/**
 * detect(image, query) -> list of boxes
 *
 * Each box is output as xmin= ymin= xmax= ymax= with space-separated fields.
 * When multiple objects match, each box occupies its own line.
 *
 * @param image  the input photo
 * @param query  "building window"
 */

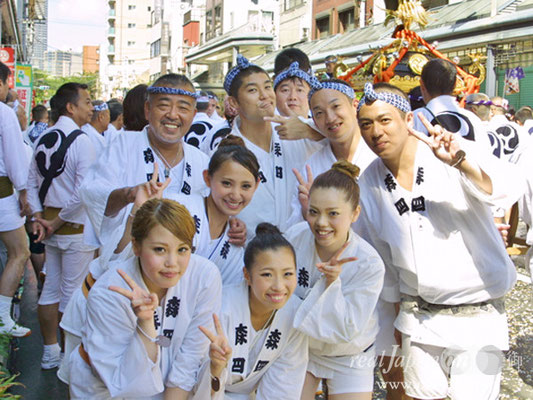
xmin=151 ymin=39 xmax=161 ymax=58
xmin=284 ymin=0 xmax=304 ymax=11
xmin=214 ymin=6 xmax=222 ymax=36
xmin=128 ymin=60 xmax=134 ymax=64
xmin=316 ymin=17 xmax=329 ymax=38
xmin=338 ymin=8 xmax=356 ymax=33
xmin=128 ymin=5 xmax=136 ymax=10
xmin=128 ymin=23 xmax=136 ymax=28
xmin=206 ymin=9 xmax=213 ymax=40
xmin=127 ymin=41 xmax=136 ymax=46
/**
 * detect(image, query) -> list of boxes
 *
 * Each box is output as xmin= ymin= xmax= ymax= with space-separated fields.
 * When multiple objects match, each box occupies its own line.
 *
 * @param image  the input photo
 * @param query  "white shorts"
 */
xmin=38 ymin=244 xmax=94 ymax=312
xmin=402 ymin=335 xmax=502 ymax=400
xmin=308 ymin=347 xmax=375 ymax=394
xmin=0 ymin=194 xmax=25 ymax=232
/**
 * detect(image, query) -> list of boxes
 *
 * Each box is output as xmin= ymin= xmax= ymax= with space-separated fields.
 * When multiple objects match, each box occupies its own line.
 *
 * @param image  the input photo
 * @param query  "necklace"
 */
xmin=150 ymin=143 xmax=181 ymax=178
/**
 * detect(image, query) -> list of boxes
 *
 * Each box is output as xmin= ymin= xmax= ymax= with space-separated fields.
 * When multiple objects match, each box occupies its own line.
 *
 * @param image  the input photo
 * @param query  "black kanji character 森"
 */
xmin=384 ymin=174 xmax=396 ymax=192
xmin=143 ymin=148 xmax=154 ymax=163
xmin=232 ymin=358 xmax=245 ymax=373
xmin=265 ymin=329 xmax=281 ymax=350
xmin=165 ymin=296 xmax=180 ymax=318
xmin=235 ymin=323 xmax=248 ymax=346
xmin=220 ymin=241 xmax=230 ymax=260
xmin=298 ymin=268 xmax=309 ymax=287
xmin=411 ymin=196 xmax=425 ymax=212
xmin=185 ymin=162 xmax=192 ymax=177
xmin=395 ymin=198 xmax=409 ymax=216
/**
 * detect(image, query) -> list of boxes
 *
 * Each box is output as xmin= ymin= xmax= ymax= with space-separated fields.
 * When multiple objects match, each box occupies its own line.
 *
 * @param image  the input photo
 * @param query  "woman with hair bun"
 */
xmin=193 ymin=222 xmax=308 ymax=399
xmin=191 ymin=135 xmax=260 ymax=284
xmin=68 ymin=198 xmax=222 ymax=399
xmin=286 ymin=160 xmax=384 ymax=400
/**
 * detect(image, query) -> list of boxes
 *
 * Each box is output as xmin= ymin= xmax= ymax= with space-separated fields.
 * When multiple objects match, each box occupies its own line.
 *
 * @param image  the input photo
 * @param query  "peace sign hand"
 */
xmin=293 ymin=165 xmax=314 ymax=218
xmin=316 ymin=241 xmax=357 ymax=288
xmin=408 ymin=114 xmax=464 ymax=166
xmin=199 ymin=314 xmax=232 ymax=378
xmin=133 ymin=162 xmax=172 ymax=211
xmin=109 ymin=269 xmax=159 ymax=322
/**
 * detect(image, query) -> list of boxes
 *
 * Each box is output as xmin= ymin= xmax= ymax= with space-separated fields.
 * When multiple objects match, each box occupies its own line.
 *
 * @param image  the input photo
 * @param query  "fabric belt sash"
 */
xmin=401 ymin=294 xmax=505 ymax=316
xmin=81 ymin=272 xmax=96 ymax=299
xmin=43 ymin=207 xmax=84 ymax=235
xmin=0 ymin=177 xmax=14 ymax=199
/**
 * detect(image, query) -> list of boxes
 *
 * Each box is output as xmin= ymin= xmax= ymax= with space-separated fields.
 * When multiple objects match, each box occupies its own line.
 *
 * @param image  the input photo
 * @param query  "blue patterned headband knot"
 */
xmin=273 ymin=61 xmax=314 ymax=90
xmin=93 ymin=103 xmax=109 ymax=112
xmin=308 ymin=77 xmax=356 ymax=101
xmin=147 ymin=86 xmax=199 ymax=99
xmin=224 ymin=54 xmax=259 ymax=94
xmin=357 ymin=82 xmax=411 ymax=113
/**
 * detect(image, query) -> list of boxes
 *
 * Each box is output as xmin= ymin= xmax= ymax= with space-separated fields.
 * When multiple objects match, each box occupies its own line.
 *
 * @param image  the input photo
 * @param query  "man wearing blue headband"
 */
xmin=221 ymin=54 xmax=323 ymax=237
xmin=287 ymin=78 xmax=376 ymax=226
xmin=83 ymin=100 xmax=111 ymax=154
xmin=356 ymin=82 xmax=525 ymax=400
xmin=80 ymin=73 xmax=209 ymax=267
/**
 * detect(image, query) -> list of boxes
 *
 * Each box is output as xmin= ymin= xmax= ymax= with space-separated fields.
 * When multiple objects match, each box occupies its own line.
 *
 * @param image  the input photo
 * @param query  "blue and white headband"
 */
xmin=273 ymin=62 xmax=313 ymax=90
xmin=93 ymin=102 xmax=109 ymax=112
xmin=308 ymin=76 xmax=356 ymax=100
xmin=358 ymin=82 xmax=411 ymax=113
xmin=147 ymin=86 xmax=199 ymax=99
xmin=197 ymin=94 xmax=209 ymax=103
xmin=465 ymin=99 xmax=492 ymax=106
xmin=224 ymin=54 xmax=258 ymax=94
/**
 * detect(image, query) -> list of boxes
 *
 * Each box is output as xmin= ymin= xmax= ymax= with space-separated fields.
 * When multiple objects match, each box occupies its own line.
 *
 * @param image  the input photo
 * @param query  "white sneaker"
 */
xmin=41 ymin=348 xmax=61 ymax=369
xmin=0 ymin=317 xmax=31 ymax=338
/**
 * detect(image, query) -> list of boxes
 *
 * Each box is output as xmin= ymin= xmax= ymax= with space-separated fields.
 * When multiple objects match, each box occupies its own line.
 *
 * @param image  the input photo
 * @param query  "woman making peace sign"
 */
xmin=193 ymin=223 xmax=309 ymax=399
xmin=286 ymin=161 xmax=385 ymax=399
xmin=68 ymin=198 xmax=222 ymax=399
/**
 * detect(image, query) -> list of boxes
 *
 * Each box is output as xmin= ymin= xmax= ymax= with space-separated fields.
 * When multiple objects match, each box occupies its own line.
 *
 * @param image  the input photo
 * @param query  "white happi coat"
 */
xmin=230 ymin=117 xmax=324 ymax=237
xmin=413 ymin=95 xmax=492 ymax=155
xmin=27 ymin=116 xmax=96 ymax=251
xmin=286 ymin=223 xmax=384 ymax=376
xmin=68 ymin=254 xmax=222 ymax=399
xmin=194 ymin=281 xmax=308 ymax=400
xmin=199 ymin=119 xmax=232 ymax=155
xmin=80 ymin=127 xmax=209 ymax=261
xmin=82 ymin=123 xmax=107 ymax=155
xmin=184 ymin=112 xmax=214 ymax=148
xmin=0 ymin=102 xmax=29 ymax=231
xmin=356 ymin=140 xmax=524 ymax=350
xmin=192 ymin=199 xmax=245 ymax=286
xmin=488 ymin=114 xmax=529 ymax=162
xmin=287 ymin=138 xmax=376 ymax=225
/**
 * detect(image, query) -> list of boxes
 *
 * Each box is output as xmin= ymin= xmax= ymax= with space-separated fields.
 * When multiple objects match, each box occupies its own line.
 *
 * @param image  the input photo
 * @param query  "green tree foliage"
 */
xmin=33 ymin=69 xmax=100 ymax=106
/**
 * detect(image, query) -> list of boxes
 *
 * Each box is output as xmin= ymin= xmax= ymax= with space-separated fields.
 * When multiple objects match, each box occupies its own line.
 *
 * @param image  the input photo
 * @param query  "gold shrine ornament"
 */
xmin=408 ymin=53 xmax=428 ymax=75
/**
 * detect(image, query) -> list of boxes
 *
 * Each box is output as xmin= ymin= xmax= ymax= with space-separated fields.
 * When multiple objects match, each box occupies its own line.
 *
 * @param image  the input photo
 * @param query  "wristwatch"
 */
xmin=211 ymin=375 xmax=220 ymax=392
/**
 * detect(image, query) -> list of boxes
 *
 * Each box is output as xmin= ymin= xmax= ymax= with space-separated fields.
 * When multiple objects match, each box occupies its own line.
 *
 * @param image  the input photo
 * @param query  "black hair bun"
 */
xmin=255 ymin=222 xmax=282 ymax=237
